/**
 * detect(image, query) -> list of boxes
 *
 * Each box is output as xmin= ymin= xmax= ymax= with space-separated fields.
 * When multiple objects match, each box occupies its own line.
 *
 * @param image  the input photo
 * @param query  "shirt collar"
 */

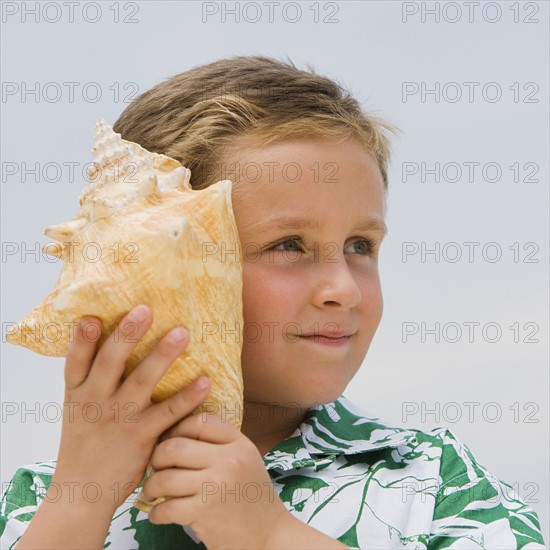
xmin=263 ymin=395 xmax=414 ymax=472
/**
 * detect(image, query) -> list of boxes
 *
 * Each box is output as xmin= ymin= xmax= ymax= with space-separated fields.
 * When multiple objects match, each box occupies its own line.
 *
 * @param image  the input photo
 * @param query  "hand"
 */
xmin=53 ymin=305 xmax=210 ymax=513
xmin=142 ymin=413 xmax=290 ymax=550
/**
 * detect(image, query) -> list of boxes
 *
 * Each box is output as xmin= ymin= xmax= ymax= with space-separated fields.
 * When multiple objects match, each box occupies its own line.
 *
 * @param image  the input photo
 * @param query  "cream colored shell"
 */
xmin=6 ymin=119 xmax=244 ymax=512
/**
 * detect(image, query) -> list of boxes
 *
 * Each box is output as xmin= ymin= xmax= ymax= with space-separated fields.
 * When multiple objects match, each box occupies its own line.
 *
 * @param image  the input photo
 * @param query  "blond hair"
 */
xmin=113 ymin=55 xmax=397 ymax=190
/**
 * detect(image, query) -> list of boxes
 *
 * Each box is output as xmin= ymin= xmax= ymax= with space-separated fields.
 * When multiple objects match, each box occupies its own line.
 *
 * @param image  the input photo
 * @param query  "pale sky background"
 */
xmin=1 ymin=0 xmax=548 ymax=542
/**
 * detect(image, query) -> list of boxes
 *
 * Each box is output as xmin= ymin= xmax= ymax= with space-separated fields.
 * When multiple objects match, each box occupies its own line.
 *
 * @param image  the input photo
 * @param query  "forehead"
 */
xmin=226 ymin=136 xmax=386 ymax=231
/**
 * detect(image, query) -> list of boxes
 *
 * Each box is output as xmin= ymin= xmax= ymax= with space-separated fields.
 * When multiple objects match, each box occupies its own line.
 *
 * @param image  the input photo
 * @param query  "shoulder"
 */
xmin=325 ymin=395 xmax=450 ymax=454
xmin=421 ymin=428 xmax=545 ymax=548
xmin=328 ymin=398 xmax=546 ymax=548
xmin=404 ymin=427 xmax=545 ymax=548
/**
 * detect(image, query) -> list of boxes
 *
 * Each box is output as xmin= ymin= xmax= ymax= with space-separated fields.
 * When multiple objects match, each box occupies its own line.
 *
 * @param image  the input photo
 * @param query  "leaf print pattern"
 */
xmin=1 ymin=395 xmax=546 ymax=549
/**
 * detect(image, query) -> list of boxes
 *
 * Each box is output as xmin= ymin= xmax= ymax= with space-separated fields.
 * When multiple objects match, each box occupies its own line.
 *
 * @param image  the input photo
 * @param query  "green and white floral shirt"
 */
xmin=1 ymin=395 xmax=546 ymax=549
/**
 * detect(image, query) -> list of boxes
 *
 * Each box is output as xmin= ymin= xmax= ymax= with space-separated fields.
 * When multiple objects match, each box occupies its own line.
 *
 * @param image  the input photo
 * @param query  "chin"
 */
xmin=288 ymin=382 xmax=349 ymax=410
xmin=243 ymin=383 xmax=344 ymax=411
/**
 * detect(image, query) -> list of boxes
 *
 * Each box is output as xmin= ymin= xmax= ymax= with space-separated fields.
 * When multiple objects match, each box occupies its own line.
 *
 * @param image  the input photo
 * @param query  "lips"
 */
xmin=298 ymin=327 xmax=356 ymax=346
xmin=298 ymin=333 xmax=353 ymax=346
xmin=299 ymin=330 xmax=356 ymax=339
xmin=300 ymin=334 xmax=350 ymax=340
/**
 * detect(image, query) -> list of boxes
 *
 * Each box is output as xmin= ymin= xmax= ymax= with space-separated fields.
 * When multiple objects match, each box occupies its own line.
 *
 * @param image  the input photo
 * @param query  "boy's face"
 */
xmin=227 ymin=136 xmax=386 ymax=409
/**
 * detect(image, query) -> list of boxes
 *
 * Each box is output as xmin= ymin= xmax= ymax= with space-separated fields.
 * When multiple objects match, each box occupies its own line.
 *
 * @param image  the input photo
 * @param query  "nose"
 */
xmin=310 ymin=256 xmax=362 ymax=310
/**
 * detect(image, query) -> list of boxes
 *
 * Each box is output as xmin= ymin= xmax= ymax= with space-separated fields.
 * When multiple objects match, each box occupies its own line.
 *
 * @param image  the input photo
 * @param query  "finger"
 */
xmin=86 ymin=304 xmax=152 ymax=396
xmin=118 ymin=326 xmax=190 ymax=408
xmin=64 ymin=316 xmax=102 ymax=390
xmin=150 ymin=437 xmax=216 ymax=471
xmin=143 ymin=468 xmax=201 ymax=502
xmin=160 ymin=410 xmax=239 ymax=445
xmin=140 ymin=376 xmax=211 ymax=437
xmin=148 ymin=496 xmax=194 ymax=526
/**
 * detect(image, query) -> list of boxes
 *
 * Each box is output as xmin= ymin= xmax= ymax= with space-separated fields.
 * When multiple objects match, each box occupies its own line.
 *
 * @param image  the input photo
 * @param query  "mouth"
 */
xmin=298 ymin=334 xmax=353 ymax=346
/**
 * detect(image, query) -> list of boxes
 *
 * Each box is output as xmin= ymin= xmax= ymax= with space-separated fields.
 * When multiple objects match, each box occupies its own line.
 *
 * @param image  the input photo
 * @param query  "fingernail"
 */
xmin=193 ymin=376 xmax=209 ymax=390
xmin=130 ymin=305 xmax=148 ymax=323
xmin=78 ymin=317 xmax=91 ymax=328
xmin=167 ymin=327 xmax=187 ymax=343
xmin=79 ymin=317 xmax=99 ymax=330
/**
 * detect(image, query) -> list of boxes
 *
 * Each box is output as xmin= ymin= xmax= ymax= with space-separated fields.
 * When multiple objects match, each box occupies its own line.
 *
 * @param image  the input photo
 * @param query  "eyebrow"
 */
xmin=250 ymin=216 xmax=388 ymax=237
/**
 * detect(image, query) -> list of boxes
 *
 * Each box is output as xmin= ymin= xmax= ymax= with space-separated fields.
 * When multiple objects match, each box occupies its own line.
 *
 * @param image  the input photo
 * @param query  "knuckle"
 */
xmin=124 ymin=418 xmax=141 ymax=438
xmin=242 ymin=435 xmax=259 ymax=455
xmin=91 ymin=355 xmax=109 ymax=373
xmin=130 ymin=368 xmax=150 ymax=390
xmin=208 ymin=471 xmax=225 ymax=489
xmin=163 ymin=395 xmax=182 ymax=420
xmin=164 ymin=437 xmax=181 ymax=454
xmin=191 ymin=411 xmax=206 ymax=429
xmin=142 ymin=477 xmax=156 ymax=498
xmin=77 ymin=391 xmax=96 ymax=405
xmin=186 ymin=414 xmax=206 ymax=435
xmin=123 ymin=321 xmax=142 ymax=342
xmin=119 ymin=319 xmax=134 ymax=334
xmin=158 ymin=471 xmax=173 ymax=491
xmin=160 ymin=497 xmax=178 ymax=520
xmin=66 ymin=337 xmax=87 ymax=360
xmin=226 ymin=454 xmax=244 ymax=472
xmin=150 ymin=454 xmax=162 ymax=471
xmin=160 ymin=390 xmax=199 ymax=423
xmin=135 ymin=432 xmax=154 ymax=455
xmin=156 ymin=340 xmax=175 ymax=359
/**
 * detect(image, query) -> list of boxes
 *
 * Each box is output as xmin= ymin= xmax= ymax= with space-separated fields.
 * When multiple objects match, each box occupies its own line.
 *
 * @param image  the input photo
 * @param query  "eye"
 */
xmin=345 ymin=239 xmax=378 ymax=255
xmin=271 ymin=238 xmax=304 ymax=252
xmin=269 ymin=237 xmax=378 ymax=256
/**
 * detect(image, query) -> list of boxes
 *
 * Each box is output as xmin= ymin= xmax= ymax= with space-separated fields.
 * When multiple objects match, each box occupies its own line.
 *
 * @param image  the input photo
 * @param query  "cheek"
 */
xmin=242 ymin=264 xmax=303 ymax=324
xmin=242 ymin=262 xmax=384 ymax=330
xmin=242 ymin=265 xmax=266 ymax=324
xmin=356 ymin=267 xmax=384 ymax=321
xmin=352 ymin=271 xmax=384 ymax=370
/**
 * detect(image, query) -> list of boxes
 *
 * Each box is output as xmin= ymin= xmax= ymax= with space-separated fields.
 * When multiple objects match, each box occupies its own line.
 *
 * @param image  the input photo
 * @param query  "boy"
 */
xmin=1 ymin=56 xmax=546 ymax=549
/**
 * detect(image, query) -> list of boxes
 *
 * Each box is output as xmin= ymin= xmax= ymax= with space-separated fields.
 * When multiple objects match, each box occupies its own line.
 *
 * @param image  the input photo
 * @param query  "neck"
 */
xmin=240 ymin=400 xmax=310 ymax=457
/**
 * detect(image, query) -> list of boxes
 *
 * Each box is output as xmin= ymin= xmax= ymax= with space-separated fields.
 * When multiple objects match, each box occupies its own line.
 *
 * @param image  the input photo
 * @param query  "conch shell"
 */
xmin=6 ymin=119 xmax=244 ymax=512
